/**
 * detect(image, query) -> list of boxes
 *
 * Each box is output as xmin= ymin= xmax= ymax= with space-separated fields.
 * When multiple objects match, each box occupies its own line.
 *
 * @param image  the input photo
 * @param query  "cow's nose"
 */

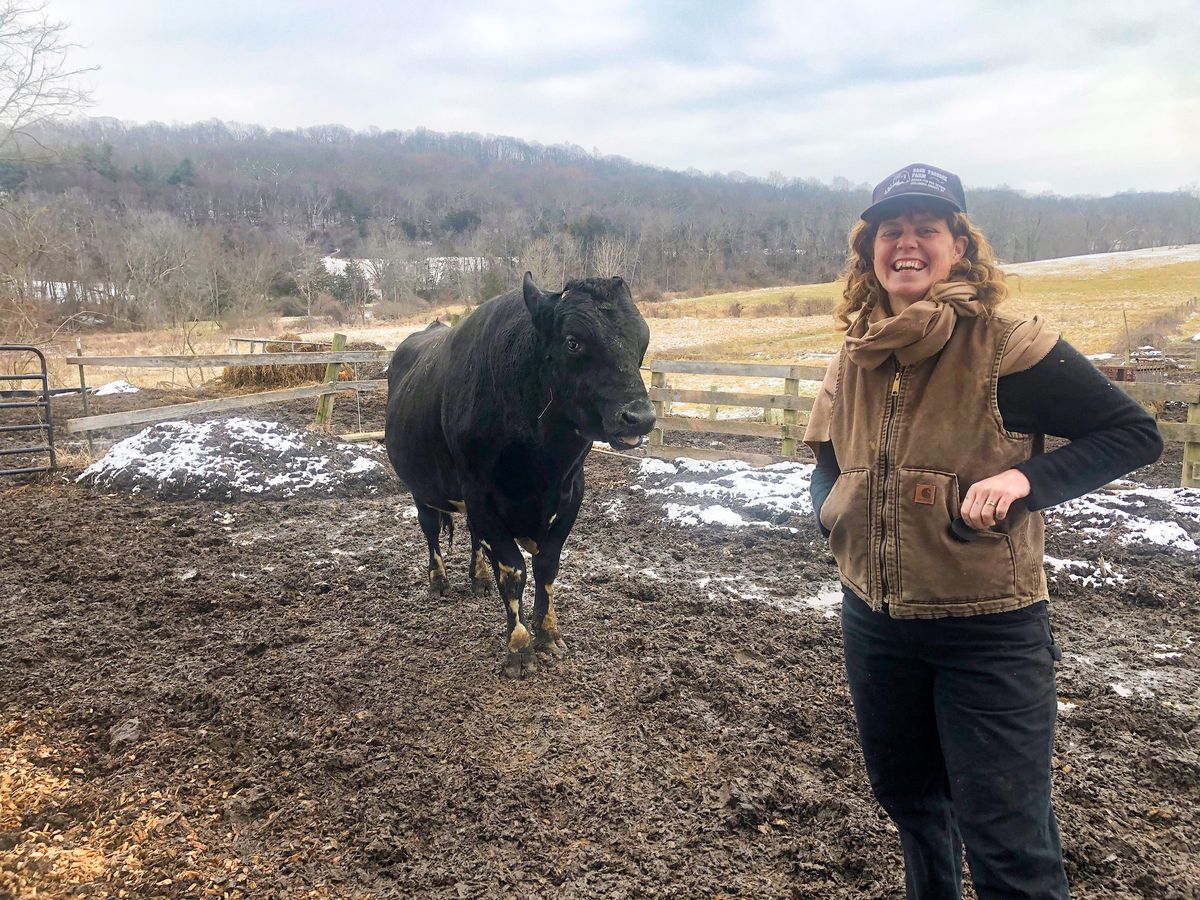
xmin=618 ymin=399 xmax=656 ymax=434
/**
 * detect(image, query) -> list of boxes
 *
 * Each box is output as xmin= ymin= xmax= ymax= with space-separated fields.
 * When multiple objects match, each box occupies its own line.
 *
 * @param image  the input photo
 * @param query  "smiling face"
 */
xmin=871 ymin=209 xmax=968 ymax=312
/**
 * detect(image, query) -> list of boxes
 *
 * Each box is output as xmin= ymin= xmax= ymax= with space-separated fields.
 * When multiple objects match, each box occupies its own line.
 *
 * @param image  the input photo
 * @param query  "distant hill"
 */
xmin=1 ymin=119 xmax=1197 ymax=334
xmin=19 ymin=120 xmax=1200 ymax=278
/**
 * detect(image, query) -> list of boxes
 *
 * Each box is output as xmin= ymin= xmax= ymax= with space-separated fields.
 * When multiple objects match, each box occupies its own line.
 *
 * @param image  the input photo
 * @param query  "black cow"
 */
xmin=384 ymin=273 xmax=654 ymax=678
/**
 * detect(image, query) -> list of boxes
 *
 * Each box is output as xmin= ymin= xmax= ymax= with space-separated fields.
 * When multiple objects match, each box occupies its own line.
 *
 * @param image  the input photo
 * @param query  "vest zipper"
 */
xmin=878 ymin=364 xmax=903 ymax=605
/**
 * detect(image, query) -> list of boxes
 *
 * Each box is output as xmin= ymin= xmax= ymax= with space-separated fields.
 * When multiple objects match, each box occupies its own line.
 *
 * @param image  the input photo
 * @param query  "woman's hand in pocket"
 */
xmin=961 ymin=469 xmax=1031 ymax=530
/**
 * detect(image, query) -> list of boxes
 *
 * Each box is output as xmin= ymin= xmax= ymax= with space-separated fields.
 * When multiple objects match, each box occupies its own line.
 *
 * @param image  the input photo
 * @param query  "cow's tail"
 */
xmin=440 ymin=511 xmax=454 ymax=550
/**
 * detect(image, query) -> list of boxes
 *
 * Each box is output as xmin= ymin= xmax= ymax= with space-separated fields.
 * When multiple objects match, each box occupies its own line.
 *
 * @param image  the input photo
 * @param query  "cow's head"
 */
xmin=523 ymin=272 xmax=655 ymax=449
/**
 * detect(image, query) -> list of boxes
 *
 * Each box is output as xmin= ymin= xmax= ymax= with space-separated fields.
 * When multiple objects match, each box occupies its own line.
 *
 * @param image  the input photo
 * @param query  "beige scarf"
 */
xmin=802 ymin=281 xmax=1058 ymax=452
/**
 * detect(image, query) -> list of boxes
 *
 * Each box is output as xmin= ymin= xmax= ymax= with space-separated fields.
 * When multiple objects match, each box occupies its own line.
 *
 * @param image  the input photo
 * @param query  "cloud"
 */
xmin=48 ymin=0 xmax=1200 ymax=194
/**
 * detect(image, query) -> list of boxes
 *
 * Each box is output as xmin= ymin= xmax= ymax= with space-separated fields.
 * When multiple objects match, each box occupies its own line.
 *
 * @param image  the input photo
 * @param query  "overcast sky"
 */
xmin=50 ymin=0 xmax=1199 ymax=196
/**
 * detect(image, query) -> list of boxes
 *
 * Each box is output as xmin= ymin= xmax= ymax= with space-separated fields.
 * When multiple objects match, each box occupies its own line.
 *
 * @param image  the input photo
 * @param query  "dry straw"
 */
xmin=220 ymin=335 xmax=386 ymax=389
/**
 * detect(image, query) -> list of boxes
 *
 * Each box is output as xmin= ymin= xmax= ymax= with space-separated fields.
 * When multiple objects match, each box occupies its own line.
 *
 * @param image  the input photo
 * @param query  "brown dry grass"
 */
xmin=651 ymin=255 xmax=1200 ymax=358
xmin=42 ymin=323 xmax=235 ymax=391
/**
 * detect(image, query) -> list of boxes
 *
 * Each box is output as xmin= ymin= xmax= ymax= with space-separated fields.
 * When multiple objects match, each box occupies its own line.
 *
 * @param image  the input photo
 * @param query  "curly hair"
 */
xmin=835 ymin=199 xmax=1008 ymax=329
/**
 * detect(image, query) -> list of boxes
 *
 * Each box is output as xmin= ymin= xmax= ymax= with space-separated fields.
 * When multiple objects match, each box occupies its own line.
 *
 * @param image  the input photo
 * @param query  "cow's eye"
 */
xmin=565 ymin=337 xmax=582 ymax=354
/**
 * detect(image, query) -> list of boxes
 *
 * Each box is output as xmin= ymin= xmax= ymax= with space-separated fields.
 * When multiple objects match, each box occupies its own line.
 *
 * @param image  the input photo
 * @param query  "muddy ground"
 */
xmin=1 ymin=387 xmax=1198 ymax=898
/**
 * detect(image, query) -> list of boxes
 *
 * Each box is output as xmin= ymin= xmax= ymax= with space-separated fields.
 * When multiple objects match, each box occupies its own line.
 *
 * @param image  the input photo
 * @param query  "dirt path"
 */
xmin=1 ymin=392 xmax=1197 ymax=898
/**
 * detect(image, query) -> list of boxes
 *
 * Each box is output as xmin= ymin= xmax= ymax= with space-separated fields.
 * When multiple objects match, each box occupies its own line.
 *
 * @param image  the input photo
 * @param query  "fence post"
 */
xmin=75 ymin=338 xmax=94 ymax=455
xmin=1184 ymin=401 xmax=1199 ymax=488
xmin=781 ymin=377 xmax=799 ymax=457
xmin=312 ymin=332 xmax=346 ymax=430
xmin=650 ymin=369 xmax=665 ymax=447
xmin=708 ymin=383 xmax=718 ymax=420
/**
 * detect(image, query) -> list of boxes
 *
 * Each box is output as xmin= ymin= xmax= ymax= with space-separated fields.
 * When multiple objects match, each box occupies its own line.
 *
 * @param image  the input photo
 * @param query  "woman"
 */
xmin=803 ymin=163 xmax=1162 ymax=899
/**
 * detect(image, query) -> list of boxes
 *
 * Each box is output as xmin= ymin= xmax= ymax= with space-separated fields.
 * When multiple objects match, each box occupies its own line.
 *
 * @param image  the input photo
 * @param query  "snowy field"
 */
xmin=1003 ymin=243 xmax=1200 ymax=276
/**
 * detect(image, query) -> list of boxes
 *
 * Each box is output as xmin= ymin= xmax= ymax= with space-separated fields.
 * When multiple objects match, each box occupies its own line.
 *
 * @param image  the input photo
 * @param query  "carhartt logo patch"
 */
xmin=914 ymin=484 xmax=937 ymax=505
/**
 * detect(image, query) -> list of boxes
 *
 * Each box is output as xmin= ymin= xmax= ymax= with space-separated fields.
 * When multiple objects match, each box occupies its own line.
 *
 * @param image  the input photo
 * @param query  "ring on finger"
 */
xmin=983 ymin=499 xmax=997 ymax=507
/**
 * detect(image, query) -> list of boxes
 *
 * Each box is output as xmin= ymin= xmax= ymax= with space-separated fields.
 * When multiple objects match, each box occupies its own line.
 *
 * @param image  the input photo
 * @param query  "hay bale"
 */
xmin=341 ymin=341 xmax=387 ymax=380
xmin=222 ymin=333 xmax=329 ymax=389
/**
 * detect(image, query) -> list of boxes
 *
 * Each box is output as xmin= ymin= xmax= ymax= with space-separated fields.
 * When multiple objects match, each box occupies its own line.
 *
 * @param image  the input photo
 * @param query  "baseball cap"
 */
xmin=861 ymin=163 xmax=966 ymax=222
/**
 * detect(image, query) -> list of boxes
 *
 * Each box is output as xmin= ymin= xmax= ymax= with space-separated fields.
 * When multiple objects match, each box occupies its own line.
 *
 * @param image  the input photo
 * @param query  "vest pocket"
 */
xmin=895 ymin=469 xmax=1017 ymax=603
xmin=820 ymin=468 xmax=873 ymax=597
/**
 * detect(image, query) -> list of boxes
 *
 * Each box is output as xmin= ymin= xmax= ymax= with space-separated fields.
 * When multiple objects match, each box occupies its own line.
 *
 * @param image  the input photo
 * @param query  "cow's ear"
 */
xmin=522 ymin=271 xmax=556 ymax=334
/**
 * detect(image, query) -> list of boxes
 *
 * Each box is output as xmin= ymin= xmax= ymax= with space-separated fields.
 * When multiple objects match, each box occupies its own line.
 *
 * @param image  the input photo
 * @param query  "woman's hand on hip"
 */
xmin=961 ymin=468 xmax=1031 ymax=529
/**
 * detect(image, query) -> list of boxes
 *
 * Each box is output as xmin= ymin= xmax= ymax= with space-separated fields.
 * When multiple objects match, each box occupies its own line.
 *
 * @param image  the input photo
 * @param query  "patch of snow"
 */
xmin=1043 ymin=555 xmax=1126 ymax=587
xmin=694 ymin=573 xmax=767 ymax=601
xmin=1003 ymin=244 xmax=1200 ymax=276
xmin=636 ymin=458 xmax=814 ymax=530
xmin=638 ymin=458 xmax=677 ymax=476
xmin=601 ymin=498 xmax=626 ymax=521
xmin=664 ymin=502 xmax=752 ymax=527
xmin=1085 ymin=352 xmax=1116 ymax=361
xmin=1071 ymin=652 xmax=1181 ymax=703
xmin=78 ymin=418 xmax=392 ymax=500
xmin=638 ymin=455 xmax=1197 ymax=558
xmin=94 ymin=379 xmax=139 ymax=395
xmin=1049 ymin=488 xmax=1200 ymax=554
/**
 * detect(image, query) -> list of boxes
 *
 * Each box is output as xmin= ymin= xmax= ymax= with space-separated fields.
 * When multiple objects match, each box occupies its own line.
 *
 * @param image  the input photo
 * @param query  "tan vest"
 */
xmin=818 ymin=315 xmax=1049 ymax=618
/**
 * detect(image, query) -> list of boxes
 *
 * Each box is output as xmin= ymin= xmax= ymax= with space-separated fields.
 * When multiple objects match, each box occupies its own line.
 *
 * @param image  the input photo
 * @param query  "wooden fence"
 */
xmin=64 ymin=334 xmax=392 ymax=439
xmin=227 ymin=336 xmax=332 ymax=354
xmin=58 ymin=346 xmax=1200 ymax=487
xmin=646 ymin=360 xmax=827 ymax=466
xmin=646 ymin=359 xmax=1200 ymax=487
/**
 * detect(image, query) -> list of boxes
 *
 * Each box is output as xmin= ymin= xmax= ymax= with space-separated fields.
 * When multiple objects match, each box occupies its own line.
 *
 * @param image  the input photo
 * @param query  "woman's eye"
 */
xmin=566 ymin=337 xmax=582 ymax=353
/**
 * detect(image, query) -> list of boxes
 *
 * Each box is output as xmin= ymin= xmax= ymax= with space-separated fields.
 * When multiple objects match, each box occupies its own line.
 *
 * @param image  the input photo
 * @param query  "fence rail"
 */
xmin=648 ymin=387 xmax=814 ymax=411
xmin=64 ymin=380 xmax=385 ymax=434
xmin=647 ymin=358 xmax=824 ymax=462
xmin=64 ymin=350 xmax=392 ymax=369
xmin=228 ymin=337 xmax=332 ymax=354
xmin=64 ymin=333 xmax=385 ymax=437
xmin=56 ymin=345 xmax=1200 ymax=487
xmin=646 ymin=358 xmax=1200 ymax=486
xmin=648 ymin=360 xmax=827 ymax=381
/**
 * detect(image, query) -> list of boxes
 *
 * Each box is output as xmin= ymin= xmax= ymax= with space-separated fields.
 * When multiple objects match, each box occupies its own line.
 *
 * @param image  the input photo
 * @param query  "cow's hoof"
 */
xmin=534 ymin=633 xmax=568 ymax=657
xmin=428 ymin=575 xmax=450 ymax=597
xmin=501 ymin=650 xmax=537 ymax=679
xmin=471 ymin=577 xmax=491 ymax=597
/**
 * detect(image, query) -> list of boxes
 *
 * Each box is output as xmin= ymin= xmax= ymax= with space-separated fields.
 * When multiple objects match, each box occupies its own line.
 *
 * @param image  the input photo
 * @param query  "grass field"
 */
xmin=649 ymin=247 xmax=1200 ymax=360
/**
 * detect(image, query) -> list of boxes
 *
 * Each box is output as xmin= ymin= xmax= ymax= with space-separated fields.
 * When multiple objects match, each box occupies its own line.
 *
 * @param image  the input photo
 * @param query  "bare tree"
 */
xmin=519 ymin=236 xmax=561 ymax=289
xmin=592 ymin=233 xmax=626 ymax=277
xmin=0 ymin=1 xmax=94 ymax=157
xmin=361 ymin=223 xmax=422 ymax=308
xmin=0 ymin=194 xmax=70 ymax=340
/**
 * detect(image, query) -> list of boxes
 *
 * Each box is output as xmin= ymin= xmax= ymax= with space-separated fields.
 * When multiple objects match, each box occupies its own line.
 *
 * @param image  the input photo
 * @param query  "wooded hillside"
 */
xmin=3 ymin=118 xmax=1198 ymax=335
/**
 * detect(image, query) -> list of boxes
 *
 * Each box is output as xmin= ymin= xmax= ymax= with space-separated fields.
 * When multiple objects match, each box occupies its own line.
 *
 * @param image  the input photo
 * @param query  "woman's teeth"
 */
xmin=893 ymin=260 xmax=926 ymax=271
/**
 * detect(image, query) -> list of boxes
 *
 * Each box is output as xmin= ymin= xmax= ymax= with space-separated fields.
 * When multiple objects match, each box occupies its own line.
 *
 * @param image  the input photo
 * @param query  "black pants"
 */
xmin=841 ymin=590 xmax=1069 ymax=899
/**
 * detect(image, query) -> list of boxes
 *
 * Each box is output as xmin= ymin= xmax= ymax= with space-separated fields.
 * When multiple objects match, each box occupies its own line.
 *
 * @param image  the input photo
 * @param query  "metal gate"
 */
xmin=0 ymin=345 xmax=57 ymax=476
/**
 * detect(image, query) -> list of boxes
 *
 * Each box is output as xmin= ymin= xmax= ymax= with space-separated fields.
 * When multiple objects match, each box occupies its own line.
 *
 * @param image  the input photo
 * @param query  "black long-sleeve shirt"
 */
xmin=809 ymin=339 xmax=1164 ymax=528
